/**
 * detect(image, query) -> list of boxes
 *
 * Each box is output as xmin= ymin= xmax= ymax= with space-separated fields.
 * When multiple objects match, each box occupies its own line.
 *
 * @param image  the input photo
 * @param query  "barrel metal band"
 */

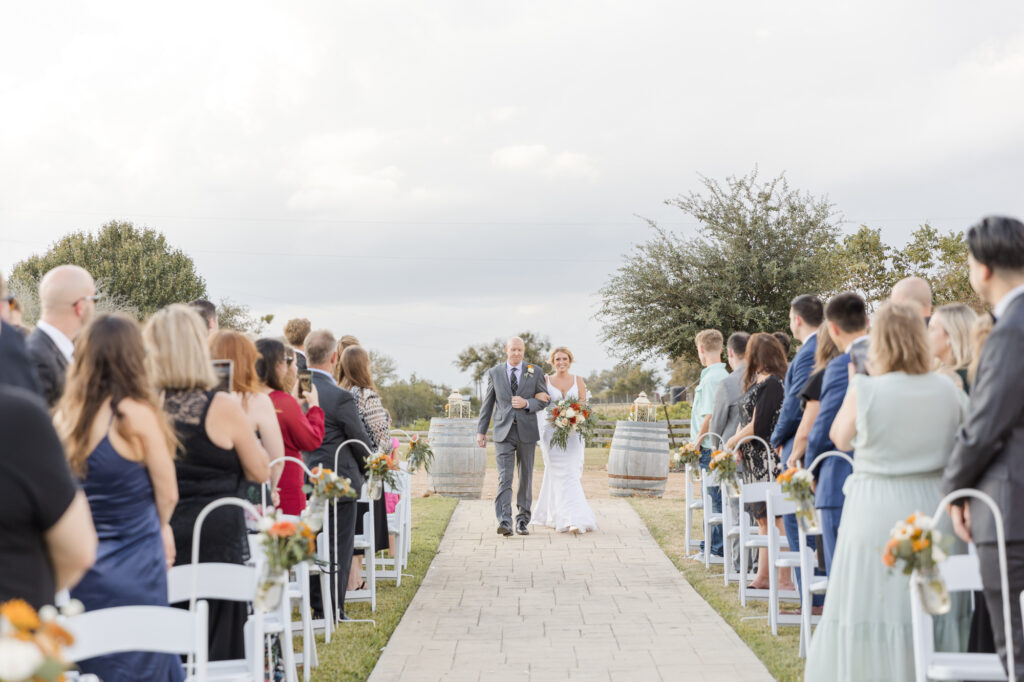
xmin=607 ymin=474 xmax=667 ymax=481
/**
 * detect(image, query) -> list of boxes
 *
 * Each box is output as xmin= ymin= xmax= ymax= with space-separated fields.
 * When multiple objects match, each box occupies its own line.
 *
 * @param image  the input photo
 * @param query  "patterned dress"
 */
xmin=737 ymin=374 xmax=785 ymax=518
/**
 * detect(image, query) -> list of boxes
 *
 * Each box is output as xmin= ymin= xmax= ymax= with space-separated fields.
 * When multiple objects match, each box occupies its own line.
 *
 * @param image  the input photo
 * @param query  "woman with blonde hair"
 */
xmin=928 ymin=303 xmax=978 ymax=392
xmin=57 ymin=313 xmax=183 ymax=682
xmin=144 ymin=304 xmax=269 ymax=661
xmin=805 ymin=302 xmax=968 ymax=680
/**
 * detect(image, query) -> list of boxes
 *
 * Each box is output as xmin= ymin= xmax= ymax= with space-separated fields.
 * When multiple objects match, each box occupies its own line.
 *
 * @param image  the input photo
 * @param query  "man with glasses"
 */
xmin=26 ymin=265 xmax=99 ymax=407
xmin=0 ymin=272 xmax=42 ymax=395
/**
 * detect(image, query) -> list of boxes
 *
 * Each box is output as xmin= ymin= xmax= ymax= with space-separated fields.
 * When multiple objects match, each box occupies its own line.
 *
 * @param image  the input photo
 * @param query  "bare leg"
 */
xmin=776 ymin=517 xmax=796 ymax=591
xmin=348 ymin=555 xmax=364 ymax=590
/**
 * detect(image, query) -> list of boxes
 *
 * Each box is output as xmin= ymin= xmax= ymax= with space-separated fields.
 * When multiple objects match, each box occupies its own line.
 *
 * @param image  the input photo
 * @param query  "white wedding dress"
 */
xmin=530 ymin=375 xmax=597 ymax=533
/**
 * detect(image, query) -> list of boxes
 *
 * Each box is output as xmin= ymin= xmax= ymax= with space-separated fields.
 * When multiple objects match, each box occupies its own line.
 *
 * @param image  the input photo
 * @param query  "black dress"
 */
xmin=737 ymin=375 xmax=785 ymax=519
xmin=165 ymin=390 xmax=249 ymax=662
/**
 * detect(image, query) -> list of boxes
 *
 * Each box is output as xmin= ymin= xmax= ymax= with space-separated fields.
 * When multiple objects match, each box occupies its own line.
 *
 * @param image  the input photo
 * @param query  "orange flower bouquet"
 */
xmin=302 ymin=466 xmax=356 ymax=531
xmin=883 ymin=512 xmax=951 ymax=615
xmin=673 ymin=442 xmax=701 ymax=476
xmin=548 ymin=398 xmax=597 ymax=449
xmin=256 ymin=513 xmax=317 ymax=611
xmin=777 ymin=467 xmax=816 ymax=532
xmin=708 ymin=449 xmax=741 ymax=497
xmin=405 ymin=433 xmax=434 ymax=474
xmin=364 ymin=450 xmax=400 ymax=499
xmin=0 ymin=599 xmax=77 ymax=682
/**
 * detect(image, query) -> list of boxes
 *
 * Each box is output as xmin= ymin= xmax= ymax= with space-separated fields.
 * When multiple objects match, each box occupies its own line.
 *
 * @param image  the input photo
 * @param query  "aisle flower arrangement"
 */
xmin=0 ymin=599 xmax=77 ymax=682
xmin=883 ymin=512 xmax=951 ymax=615
xmin=673 ymin=442 xmax=702 ymax=475
xmin=302 ymin=466 xmax=356 ymax=530
xmin=256 ymin=514 xmax=318 ymax=611
xmin=364 ymin=450 xmax=400 ymax=499
xmin=405 ymin=433 xmax=434 ymax=474
xmin=708 ymin=449 xmax=741 ymax=496
xmin=777 ymin=466 xmax=816 ymax=531
xmin=548 ymin=397 xmax=598 ymax=449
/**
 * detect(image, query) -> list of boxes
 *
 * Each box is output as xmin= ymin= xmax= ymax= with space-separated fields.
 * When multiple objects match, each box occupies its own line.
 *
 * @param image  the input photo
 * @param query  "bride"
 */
xmin=530 ymin=346 xmax=597 ymax=534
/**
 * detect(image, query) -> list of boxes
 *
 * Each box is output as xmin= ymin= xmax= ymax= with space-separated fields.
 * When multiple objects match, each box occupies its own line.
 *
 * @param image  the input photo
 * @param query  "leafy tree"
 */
xmin=598 ymin=169 xmax=845 ymax=363
xmin=9 ymin=220 xmax=207 ymax=320
xmin=665 ymin=356 xmax=702 ymax=388
xmin=369 ymin=351 xmax=399 ymax=387
xmin=837 ymin=225 xmax=900 ymax=307
xmin=454 ymin=331 xmax=553 ymax=385
xmin=893 ymin=224 xmax=981 ymax=309
xmin=217 ymin=298 xmax=273 ymax=335
xmin=586 ymin=362 xmax=662 ymax=401
xmin=378 ymin=374 xmax=451 ymax=427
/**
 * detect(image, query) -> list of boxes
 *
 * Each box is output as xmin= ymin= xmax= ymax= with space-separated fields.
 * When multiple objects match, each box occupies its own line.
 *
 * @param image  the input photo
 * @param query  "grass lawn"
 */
xmin=482 ymin=445 xmax=611 ymax=471
xmin=630 ymin=497 xmax=804 ymax=682
xmin=309 ymin=496 xmax=457 ymax=681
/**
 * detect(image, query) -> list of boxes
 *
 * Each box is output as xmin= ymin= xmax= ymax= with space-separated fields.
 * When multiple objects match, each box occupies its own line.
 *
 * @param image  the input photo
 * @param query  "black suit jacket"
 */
xmin=294 ymin=350 xmax=307 ymax=373
xmin=25 ymin=328 xmax=68 ymax=408
xmin=943 ymin=293 xmax=1024 ymax=544
xmin=305 ymin=371 xmax=373 ymax=496
xmin=0 ymin=321 xmax=42 ymax=396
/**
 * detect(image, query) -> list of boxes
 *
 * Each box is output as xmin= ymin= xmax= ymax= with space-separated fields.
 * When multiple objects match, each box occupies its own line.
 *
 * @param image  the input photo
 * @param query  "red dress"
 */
xmin=269 ymin=391 xmax=325 ymax=515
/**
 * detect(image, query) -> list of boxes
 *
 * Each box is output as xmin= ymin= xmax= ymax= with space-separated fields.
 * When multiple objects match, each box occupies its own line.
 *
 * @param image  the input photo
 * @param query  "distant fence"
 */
xmin=392 ymin=419 xmax=692 ymax=448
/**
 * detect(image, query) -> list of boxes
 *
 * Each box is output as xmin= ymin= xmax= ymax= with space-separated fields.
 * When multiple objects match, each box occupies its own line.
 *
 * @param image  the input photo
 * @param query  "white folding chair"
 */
xmin=910 ymin=489 xmax=1013 ymax=682
xmin=347 ymin=484 xmax=377 ymax=612
xmin=377 ymin=468 xmax=410 ymax=585
xmin=64 ymin=602 xmax=209 ymax=682
xmin=766 ymin=491 xmax=803 ymax=634
xmin=734 ymin=481 xmax=778 ymax=602
xmin=686 ymin=431 xmax=724 ymax=559
xmin=702 ymin=469 xmax=725 ymax=569
xmin=721 ymin=435 xmax=773 ymax=589
xmin=332 ymin=439 xmax=377 ymax=627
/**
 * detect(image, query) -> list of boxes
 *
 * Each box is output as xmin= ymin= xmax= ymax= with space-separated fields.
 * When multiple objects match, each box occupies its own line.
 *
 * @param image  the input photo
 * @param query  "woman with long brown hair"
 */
xmin=725 ymin=332 xmax=790 ymax=591
xmin=55 ymin=313 xmax=184 ymax=682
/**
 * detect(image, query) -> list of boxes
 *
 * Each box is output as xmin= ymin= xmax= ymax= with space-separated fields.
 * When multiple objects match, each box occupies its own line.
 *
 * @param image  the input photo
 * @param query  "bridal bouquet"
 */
xmin=256 ymin=514 xmax=318 ymax=611
xmin=777 ymin=467 xmax=816 ymax=532
xmin=548 ymin=398 xmax=597 ymax=449
xmin=883 ymin=512 xmax=952 ymax=615
xmin=405 ymin=433 xmax=434 ymax=474
xmin=708 ymin=449 xmax=741 ymax=496
xmin=0 ymin=599 xmax=77 ymax=682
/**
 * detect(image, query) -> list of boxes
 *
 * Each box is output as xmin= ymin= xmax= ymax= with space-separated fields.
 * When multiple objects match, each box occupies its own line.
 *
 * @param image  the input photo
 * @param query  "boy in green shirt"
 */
xmin=691 ymin=329 xmax=729 ymax=557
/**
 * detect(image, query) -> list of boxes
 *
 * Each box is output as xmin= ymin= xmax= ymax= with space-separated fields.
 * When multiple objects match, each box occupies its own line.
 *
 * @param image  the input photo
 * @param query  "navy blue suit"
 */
xmin=770 ymin=334 xmax=820 ymax=602
xmin=804 ymin=352 xmax=853 ymax=574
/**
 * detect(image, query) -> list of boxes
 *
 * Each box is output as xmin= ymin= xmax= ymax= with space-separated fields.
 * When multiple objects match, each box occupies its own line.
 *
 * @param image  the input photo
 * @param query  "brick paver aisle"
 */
xmin=368 ymin=499 xmax=774 ymax=681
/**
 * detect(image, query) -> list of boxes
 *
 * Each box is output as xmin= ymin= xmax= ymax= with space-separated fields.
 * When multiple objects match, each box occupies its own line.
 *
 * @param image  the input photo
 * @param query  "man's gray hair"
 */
xmin=305 ymin=329 xmax=337 ymax=366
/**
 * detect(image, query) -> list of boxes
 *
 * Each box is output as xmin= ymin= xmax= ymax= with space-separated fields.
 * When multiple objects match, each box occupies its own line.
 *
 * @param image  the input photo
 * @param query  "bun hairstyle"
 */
xmin=549 ymin=346 xmax=574 ymax=365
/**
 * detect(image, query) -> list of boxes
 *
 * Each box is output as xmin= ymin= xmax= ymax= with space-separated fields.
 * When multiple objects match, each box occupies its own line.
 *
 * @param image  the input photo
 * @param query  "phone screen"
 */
xmin=849 ymin=340 xmax=870 ymax=376
xmin=212 ymin=359 xmax=233 ymax=393
xmin=298 ymin=370 xmax=313 ymax=395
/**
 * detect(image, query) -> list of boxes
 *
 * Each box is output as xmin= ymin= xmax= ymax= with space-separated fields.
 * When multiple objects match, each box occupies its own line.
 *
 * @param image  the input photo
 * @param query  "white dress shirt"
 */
xmin=506 ymin=361 xmax=524 ymax=388
xmin=36 ymin=320 xmax=74 ymax=363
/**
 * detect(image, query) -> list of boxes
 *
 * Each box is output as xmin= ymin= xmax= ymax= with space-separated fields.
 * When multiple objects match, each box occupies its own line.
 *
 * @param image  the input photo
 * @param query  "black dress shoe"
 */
xmin=516 ymin=521 xmax=530 ymax=535
xmin=497 ymin=523 xmax=513 ymax=536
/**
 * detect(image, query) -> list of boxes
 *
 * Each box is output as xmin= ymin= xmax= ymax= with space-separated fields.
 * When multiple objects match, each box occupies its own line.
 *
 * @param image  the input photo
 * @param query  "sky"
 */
xmin=2 ymin=2 xmax=1023 ymax=389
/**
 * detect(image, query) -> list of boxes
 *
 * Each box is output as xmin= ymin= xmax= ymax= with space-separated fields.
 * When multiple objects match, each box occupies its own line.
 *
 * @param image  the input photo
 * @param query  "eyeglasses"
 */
xmin=72 ymin=292 xmax=102 ymax=307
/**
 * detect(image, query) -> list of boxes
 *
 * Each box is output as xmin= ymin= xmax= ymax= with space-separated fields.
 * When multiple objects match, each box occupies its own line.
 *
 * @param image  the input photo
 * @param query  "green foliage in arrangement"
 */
xmin=9 ymin=220 xmax=207 ymax=322
xmin=454 ymin=330 xmax=553 ymax=384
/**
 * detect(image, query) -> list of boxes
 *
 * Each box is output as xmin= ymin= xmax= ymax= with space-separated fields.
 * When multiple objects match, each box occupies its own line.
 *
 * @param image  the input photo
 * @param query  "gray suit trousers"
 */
xmin=977 ymin=541 xmax=1024 ymax=677
xmin=494 ymin=423 xmax=536 ymax=526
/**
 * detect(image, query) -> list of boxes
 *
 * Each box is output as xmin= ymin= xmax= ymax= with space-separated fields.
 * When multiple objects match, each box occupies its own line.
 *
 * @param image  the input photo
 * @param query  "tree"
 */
xmin=454 ymin=331 xmax=553 ymax=385
xmin=369 ymin=351 xmax=399 ymax=387
xmin=9 ymin=220 xmax=207 ymax=320
xmin=665 ymin=356 xmax=702 ymax=388
xmin=217 ymin=298 xmax=273 ymax=335
xmin=598 ymin=169 xmax=845 ymax=363
xmin=378 ymin=374 xmax=450 ymax=427
xmin=586 ymin=362 xmax=662 ymax=401
xmin=893 ymin=224 xmax=981 ymax=309
xmin=837 ymin=225 xmax=900 ymax=308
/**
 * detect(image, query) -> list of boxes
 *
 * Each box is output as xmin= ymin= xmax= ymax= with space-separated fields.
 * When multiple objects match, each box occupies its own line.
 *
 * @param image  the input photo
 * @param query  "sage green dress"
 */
xmin=804 ymin=372 xmax=970 ymax=681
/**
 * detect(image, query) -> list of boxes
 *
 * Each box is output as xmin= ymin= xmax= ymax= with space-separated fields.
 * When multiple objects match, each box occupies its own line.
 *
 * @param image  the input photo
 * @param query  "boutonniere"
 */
xmin=526 ymin=365 xmax=535 ymax=376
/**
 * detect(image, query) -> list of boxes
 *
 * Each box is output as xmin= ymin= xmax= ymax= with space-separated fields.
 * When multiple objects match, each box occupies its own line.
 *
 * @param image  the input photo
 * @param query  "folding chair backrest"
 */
xmin=740 ymin=481 xmax=779 ymax=505
xmin=940 ymin=554 xmax=984 ymax=592
xmin=167 ymin=562 xmax=258 ymax=605
xmin=767 ymin=491 xmax=797 ymax=518
xmin=65 ymin=602 xmax=208 ymax=662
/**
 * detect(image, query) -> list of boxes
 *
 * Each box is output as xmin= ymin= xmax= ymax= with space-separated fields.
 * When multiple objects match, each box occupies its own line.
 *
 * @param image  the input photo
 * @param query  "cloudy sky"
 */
xmin=2 ymin=2 xmax=1023 ymax=388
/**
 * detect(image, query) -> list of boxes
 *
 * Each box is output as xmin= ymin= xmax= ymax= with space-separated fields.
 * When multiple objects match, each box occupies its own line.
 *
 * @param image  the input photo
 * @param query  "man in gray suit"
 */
xmin=943 ymin=215 xmax=1024 ymax=676
xmin=477 ymin=337 xmax=550 ymax=536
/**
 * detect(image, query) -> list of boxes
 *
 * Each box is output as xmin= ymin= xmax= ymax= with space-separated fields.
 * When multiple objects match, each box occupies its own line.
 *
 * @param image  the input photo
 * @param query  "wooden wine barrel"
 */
xmin=427 ymin=418 xmax=486 ymax=499
xmin=607 ymin=421 xmax=669 ymax=498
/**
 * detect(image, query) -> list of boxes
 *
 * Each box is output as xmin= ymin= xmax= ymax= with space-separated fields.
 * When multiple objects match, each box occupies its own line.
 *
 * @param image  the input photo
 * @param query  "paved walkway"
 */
xmin=368 ymin=499 xmax=773 ymax=681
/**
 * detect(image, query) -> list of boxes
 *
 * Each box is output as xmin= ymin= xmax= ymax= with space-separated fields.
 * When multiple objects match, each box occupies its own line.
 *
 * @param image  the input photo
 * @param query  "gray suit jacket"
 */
xmin=708 ymin=363 xmax=746 ymax=447
xmin=305 ymin=371 xmax=373 ymax=496
xmin=943 ymin=294 xmax=1024 ymax=544
xmin=477 ymin=363 xmax=549 ymax=443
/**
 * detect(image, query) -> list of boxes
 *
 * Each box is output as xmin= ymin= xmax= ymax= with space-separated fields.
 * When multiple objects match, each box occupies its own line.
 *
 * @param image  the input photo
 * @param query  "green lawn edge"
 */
xmin=311 ymin=496 xmax=458 ymax=681
xmin=630 ymin=497 xmax=804 ymax=682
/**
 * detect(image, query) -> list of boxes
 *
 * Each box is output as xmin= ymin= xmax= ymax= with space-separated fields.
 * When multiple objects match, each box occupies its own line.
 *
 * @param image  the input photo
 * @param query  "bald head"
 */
xmin=305 ymin=329 xmax=337 ymax=368
xmin=891 ymin=276 xmax=933 ymax=319
xmin=39 ymin=265 xmax=97 ymax=336
xmin=505 ymin=336 xmax=526 ymax=366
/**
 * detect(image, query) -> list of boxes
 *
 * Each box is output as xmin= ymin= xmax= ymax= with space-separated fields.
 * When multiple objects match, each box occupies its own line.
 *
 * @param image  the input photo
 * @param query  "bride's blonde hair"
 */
xmin=549 ymin=346 xmax=574 ymax=364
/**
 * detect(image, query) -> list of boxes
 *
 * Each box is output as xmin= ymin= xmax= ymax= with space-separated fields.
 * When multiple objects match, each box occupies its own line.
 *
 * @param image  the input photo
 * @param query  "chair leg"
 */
xmin=739 ymin=516 xmax=747 ymax=604
xmin=722 ymin=493 xmax=732 ymax=586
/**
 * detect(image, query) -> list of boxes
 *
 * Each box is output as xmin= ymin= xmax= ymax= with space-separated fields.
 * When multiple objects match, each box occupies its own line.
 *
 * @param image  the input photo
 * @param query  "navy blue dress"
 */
xmin=71 ymin=433 xmax=185 ymax=682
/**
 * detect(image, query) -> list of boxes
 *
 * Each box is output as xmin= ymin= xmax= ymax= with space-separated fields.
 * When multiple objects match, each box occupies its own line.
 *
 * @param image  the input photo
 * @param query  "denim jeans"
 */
xmin=698 ymin=447 xmax=723 ymax=556
xmin=784 ymin=513 xmax=824 ymax=607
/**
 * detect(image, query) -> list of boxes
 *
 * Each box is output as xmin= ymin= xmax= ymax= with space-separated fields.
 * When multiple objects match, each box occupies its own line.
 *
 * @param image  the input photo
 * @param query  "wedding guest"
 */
xmin=805 ymin=292 xmax=869 ymax=574
xmin=891 ymin=275 xmax=933 ymax=321
xmin=690 ymin=330 xmax=728 ymax=558
xmin=967 ymin=314 xmax=993 ymax=387
xmin=806 ymin=301 xmax=968 ymax=681
xmin=943 ymin=216 xmax=1024 ymax=676
xmin=56 ymin=314 xmax=184 ymax=682
xmin=339 ymin=345 xmax=392 ymax=590
xmin=304 ymin=330 xmax=373 ymax=620
xmin=771 ymin=295 xmax=822 ymax=601
xmin=332 ymin=334 xmax=361 ymax=384
xmin=0 ymin=385 xmax=96 ymax=608
xmin=772 ymin=331 xmax=792 ymax=356
xmin=145 ymin=304 xmax=269 ymax=660
xmin=725 ymin=333 xmax=790 ymax=591
xmin=254 ymin=338 xmax=324 ymax=515
xmin=27 ymin=265 xmax=98 ymax=406
xmin=0 ymin=273 xmax=42 ymax=395
xmin=283 ymin=318 xmax=312 ymax=372
xmin=189 ymin=299 xmax=218 ymax=336
xmin=209 ymin=331 xmax=283 ymax=505
xmin=928 ymin=303 xmax=977 ymax=392
xmin=707 ymin=331 xmax=749 ymax=561
xmin=785 ymin=326 xmax=842 ymax=471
